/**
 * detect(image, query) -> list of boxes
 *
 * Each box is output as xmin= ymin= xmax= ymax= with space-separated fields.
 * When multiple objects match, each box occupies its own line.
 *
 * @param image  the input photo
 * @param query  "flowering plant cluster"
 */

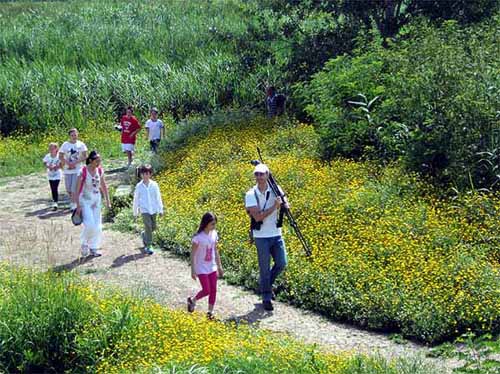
xmin=0 ymin=264 xmax=389 ymax=373
xmin=155 ymin=118 xmax=499 ymax=343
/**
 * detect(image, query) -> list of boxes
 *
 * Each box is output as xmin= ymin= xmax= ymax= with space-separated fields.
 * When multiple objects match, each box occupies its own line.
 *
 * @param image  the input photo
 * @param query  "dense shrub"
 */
xmin=121 ymin=118 xmax=500 ymax=343
xmin=0 ymin=267 xmax=94 ymax=372
xmin=297 ymin=16 xmax=500 ymax=189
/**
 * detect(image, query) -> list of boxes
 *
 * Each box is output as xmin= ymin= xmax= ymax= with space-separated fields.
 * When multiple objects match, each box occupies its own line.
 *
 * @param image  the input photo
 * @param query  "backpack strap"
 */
xmin=253 ymin=188 xmax=260 ymax=208
xmin=78 ymin=166 xmax=103 ymax=195
xmin=254 ymin=187 xmax=271 ymax=212
xmin=78 ymin=166 xmax=87 ymax=195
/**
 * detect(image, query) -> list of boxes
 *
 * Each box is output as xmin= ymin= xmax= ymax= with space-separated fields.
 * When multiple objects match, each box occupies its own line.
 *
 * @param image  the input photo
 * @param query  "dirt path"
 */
xmin=0 ymin=164 xmax=460 ymax=372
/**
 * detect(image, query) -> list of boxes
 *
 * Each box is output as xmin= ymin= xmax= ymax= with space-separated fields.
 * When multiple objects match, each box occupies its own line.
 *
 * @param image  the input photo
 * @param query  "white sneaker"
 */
xmin=52 ymin=202 xmax=58 ymax=210
xmin=81 ymin=245 xmax=89 ymax=257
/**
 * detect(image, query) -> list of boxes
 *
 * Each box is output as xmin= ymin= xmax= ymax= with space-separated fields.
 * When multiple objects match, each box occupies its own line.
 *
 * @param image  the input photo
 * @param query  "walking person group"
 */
xmin=43 ymin=107 xmax=166 ymax=255
xmin=117 ymin=106 xmax=165 ymax=168
xmin=42 ymin=104 xmax=289 ymax=318
xmin=186 ymin=162 xmax=288 ymax=316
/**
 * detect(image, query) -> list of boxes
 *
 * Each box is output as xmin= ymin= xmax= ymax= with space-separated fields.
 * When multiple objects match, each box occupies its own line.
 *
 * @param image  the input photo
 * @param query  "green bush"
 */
xmin=0 ymin=268 xmax=94 ymax=373
xmin=297 ymin=16 xmax=500 ymax=190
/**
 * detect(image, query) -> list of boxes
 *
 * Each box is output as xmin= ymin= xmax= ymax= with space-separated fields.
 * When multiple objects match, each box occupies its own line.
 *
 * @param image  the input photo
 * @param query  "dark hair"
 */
xmin=140 ymin=164 xmax=153 ymax=175
xmin=196 ymin=212 xmax=217 ymax=233
xmin=86 ymin=150 xmax=100 ymax=165
xmin=127 ymin=106 xmax=134 ymax=112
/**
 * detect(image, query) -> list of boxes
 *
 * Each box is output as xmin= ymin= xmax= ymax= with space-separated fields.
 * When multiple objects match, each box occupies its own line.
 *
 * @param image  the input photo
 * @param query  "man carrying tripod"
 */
xmin=245 ymin=163 xmax=288 ymax=311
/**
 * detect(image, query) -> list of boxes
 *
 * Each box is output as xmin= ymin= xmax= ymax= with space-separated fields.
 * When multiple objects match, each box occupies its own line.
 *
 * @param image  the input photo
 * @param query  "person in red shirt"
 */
xmin=119 ymin=106 xmax=141 ymax=168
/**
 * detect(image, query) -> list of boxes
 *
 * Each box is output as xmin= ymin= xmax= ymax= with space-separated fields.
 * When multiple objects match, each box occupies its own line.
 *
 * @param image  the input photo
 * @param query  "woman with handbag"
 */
xmin=73 ymin=150 xmax=111 ymax=257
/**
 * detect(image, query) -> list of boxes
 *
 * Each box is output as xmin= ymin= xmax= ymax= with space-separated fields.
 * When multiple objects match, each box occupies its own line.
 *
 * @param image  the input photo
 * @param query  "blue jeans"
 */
xmin=255 ymin=236 xmax=287 ymax=302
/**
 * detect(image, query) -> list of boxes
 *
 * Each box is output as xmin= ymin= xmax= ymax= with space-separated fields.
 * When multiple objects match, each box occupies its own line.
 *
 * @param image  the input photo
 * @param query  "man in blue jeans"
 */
xmin=245 ymin=163 xmax=287 ymax=311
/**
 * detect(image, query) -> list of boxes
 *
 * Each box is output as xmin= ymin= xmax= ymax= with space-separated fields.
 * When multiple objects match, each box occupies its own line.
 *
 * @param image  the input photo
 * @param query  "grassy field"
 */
xmin=1 ymin=1 xmax=499 ymax=371
xmin=0 ymin=0 xmax=265 ymax=136
xmin=0 ymin=0 xmax=270 ymax=178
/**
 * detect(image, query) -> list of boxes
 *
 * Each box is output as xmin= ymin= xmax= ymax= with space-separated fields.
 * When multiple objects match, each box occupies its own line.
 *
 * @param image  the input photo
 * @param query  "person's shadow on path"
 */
xmin=25 ymin=207 xmax=70 ymax=220
xmin=52 ymin=256 xmax=94 ymax=273
xmin=106 ymin=166 xmax=128 ymax=174
xmin=110 ymin=249 xmax=150 ymax=269
xmin=225 ymin=303 xmax=273 ymax=326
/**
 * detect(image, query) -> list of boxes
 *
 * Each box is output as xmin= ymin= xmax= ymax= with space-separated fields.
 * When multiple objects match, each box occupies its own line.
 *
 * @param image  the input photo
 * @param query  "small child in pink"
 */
xmin=187 ymin=212 xmax=224 ymax=319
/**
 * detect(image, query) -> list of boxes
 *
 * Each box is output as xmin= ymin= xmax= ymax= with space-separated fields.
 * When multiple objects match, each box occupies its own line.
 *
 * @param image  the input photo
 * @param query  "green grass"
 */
xmin=0 ymin=264 xmax=445 ymax=374
xmin=0 ymin=0 xmax=267 ymax=135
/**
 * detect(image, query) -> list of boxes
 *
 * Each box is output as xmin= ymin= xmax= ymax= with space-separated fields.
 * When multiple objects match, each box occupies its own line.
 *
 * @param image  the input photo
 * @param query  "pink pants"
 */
xmin=195 ymin=271 xmax=218 ymax=306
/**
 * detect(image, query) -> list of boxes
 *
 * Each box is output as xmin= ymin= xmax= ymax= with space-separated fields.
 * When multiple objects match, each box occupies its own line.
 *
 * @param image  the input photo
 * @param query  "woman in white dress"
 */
xmin=74 ymin=150 xmax=111 ymax=257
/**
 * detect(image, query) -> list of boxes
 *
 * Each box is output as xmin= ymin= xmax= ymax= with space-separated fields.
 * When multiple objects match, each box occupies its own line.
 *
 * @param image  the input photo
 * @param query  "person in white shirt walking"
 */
xmin=59 ymin=128 xmax=88 ymax=210
xmin=245 ymin=163 xmax=288 ymax=311
xmin=145 ymin=107 xmax=165 ymax=153
xmin=43 ymin=142 xmax=62 ymax=210
xmin=133 ymin=164 xmax=164 ymax=254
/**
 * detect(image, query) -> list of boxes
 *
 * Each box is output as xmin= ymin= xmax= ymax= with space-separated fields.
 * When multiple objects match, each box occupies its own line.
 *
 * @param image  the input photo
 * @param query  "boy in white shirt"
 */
xmin=59 ymin=128 xmax=88 ymax=210
xmin=145 ymin=107 xmax=164 ymax=153
xmin=132 ymin=164 xmax=164 ymax=254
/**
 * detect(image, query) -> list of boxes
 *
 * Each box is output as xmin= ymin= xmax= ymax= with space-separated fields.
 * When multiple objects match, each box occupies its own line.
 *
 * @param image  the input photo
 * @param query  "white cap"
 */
xmin=253 ymin=163 xmax=269 ymax=174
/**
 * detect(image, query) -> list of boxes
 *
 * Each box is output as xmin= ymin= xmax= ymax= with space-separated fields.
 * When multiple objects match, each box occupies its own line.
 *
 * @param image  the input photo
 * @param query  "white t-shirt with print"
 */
xmin=43 ymin=153 xmax=62 ymax=180
xmin=145 ymin=119 xmax=164 ymax=141
xmin=78 ymin=166 xmax=102 ymax=204
xmin=245 ymin=184 xmax=282 ymax=238
xmin=192 ymin=230 xmax=218 ymax=275
xmin=59 ymin=140 xmax=88 ymax=174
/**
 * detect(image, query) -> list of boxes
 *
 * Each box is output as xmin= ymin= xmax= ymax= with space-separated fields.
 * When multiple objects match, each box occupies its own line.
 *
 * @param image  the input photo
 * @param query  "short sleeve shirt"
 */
xmin=145 ymin=119 xmax=164 ymax=141
xmin=192 ymin=230 xmax=218 ymax=275
xmin=245 ymin=184 xmax=282 ymax=238
xmin=120 ymin=115 xmax=141 ymax=144
xmin=43 ymin=153 xmax=62 ymax=180
xmin=59 ymin=140 xmax=88 ymax=174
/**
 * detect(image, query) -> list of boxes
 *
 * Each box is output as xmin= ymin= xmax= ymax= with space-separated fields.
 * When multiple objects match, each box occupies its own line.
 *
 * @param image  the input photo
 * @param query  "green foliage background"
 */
xmin=297 ymin=16 xmax=500 ymax=189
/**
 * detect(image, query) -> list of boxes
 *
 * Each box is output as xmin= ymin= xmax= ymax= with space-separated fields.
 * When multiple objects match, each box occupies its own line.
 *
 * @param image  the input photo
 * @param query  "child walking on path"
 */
xmin=119 ymin=106 xmax=141 ymax=168
xmin=132 ymin=164 xmax=164 ymax=255
xmin=74 ymin=151 xmax=111 ymax=257
xmin=59 ymin=128 xmax=88 ymax=210
xmin=145 ymin=107 xmax=164 ymax=153
xmin=43 ymin=142 xmax=62 ymax=210
xmin=187 ymin=212 xmax=224 ymax=319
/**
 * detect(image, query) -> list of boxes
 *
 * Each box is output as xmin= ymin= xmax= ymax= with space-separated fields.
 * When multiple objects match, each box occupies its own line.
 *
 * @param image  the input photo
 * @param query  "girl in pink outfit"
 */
xmin=187 ymin=212 xmax=224 ymax=319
